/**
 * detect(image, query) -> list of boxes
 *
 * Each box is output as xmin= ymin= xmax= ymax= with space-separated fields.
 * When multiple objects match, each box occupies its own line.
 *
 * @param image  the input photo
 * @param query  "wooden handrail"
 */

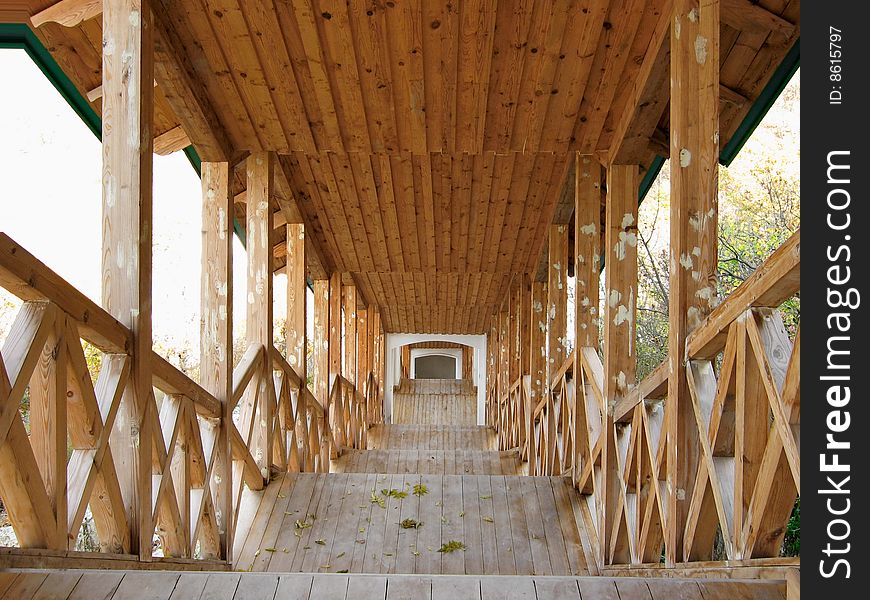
xmin=270 ymin=345 xmax=325 ymax=416
xmin=0 ymin=232 xmax=131 ymax=352
xmin=151 ymin=352 xmax=221 ymax=419
xmin=549 ymin=350 xmax=575 ymax=391
xmin=687 ymin=229 xmax=799 ymax=360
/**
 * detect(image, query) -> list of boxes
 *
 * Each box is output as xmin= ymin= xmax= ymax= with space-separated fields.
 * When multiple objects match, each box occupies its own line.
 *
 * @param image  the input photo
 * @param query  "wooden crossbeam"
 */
xmin=30 ymin=0 xmax=100 ymax=28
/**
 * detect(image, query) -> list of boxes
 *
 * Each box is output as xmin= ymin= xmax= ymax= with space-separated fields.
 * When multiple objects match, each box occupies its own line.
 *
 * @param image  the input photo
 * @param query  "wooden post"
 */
xmin=601 ymin=165 xmax=639 ymax=565
xmin=313 ymin=279 xmax=329 ymax=406
xmin=574 ymin=154 xmax=602 ymax=349
xmin=200 ymin=161 xmax=233 ymax=561
xmin=101 ymin=0 xmax=154 ymax=559
xmin=508 ymin=279 xmax=520 ymax=386
xmin=529 ymin=280 xmax=548 ymax=468
xmin=547 ymin=225 xmax=569 ymax=382
xmin=285 ymin=223 xmax=307 ymax=381
xmin=328 ymin=272 xmax=342 ymax=395
xmin=668 ymin=0 xmax=720 ymax=565
xmin=357 ymin=307 xmax=369 ymax=379
xmin=342 ymin=285 xmax=357 ymax=386
xmin=573 ymin=154 xmax=602 ymax=488
xmin=497 ymin=304 xmax=510 ymax=402
xmin=241 ymin=151 xmax=274 ymax=482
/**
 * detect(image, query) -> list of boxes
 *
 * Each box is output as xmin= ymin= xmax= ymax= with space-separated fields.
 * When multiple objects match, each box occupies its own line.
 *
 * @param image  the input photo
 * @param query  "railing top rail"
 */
xmin=151 ymin=351 xmax=221 ymax=419
xmin=0 ymin=232 xmax=131 ymax=353
xmin=270 ymin=345 xmax=325 ymax=416
xmin=687 ymin=229 xmax=800 ymax=360
xmin=550 ymin=350 xmax=576 ymax=390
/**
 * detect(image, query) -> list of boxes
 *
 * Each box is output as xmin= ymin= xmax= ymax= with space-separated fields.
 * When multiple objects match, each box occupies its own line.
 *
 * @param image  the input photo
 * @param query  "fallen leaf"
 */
xmin=437 ymin=540 xmax=467 ymax=553
xmin=482 ymin=516 xmax=494 ymax=523
xmin=401 ymin=518 xmax=423 ymax=529
xmin=315 ymin=539 xmax=326 ymax=545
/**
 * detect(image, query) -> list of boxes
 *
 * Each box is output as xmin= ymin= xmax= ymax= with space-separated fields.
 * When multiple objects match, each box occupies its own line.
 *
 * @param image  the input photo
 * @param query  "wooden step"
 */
xmin=368 ymin=425 xmax=496 ymax=451
xmin=0 ymin=571 xmax=787 ymax=600
xmin=332 ymin=449 xmax=523 ymax=475
xmin=396 ymin=378 xmax=476 ymax=395
xmin=236 ymin=473 xmax=594 ymax=576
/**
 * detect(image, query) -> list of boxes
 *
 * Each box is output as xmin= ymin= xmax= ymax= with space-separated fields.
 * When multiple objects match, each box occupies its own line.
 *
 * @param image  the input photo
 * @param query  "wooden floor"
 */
xmin=236 ymin=473 xmax=593 ymax=576
xmin=368 ymin=425 xmax=496 ymax=451
xmin=0 ymin=571 xmax=787 ymax=600
xmin=392 ymin=379 xmax=477 ymax=425
xmin=331 ymin=450 xmax=523 ymax=475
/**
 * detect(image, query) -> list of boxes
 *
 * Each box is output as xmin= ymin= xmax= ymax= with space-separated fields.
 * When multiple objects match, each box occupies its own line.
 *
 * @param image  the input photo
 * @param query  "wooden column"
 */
xmin=573 ymin=154 xmax=602 ymax=487
xmin=547 ymin=225 xmax=569 ymax=382
xmin=668 ymin=0 xmax=720 ymax=565
xmin=101 ymin=0 xmax=154 ymax=558
xmin=243 ymin=151 xmax=274 ymax=480
xmin=342 ymin=285 xmax=357 ymax=386
xmin=508 ymin=279 xmax=520 ymax=386
xmin=328 ymin=273 xmax=342 ymax=395
xmin=313 ymin=279 xmax=329 ymax=406
xmin=529 ymin=280 xmax=548 ymax=433
xmin=285 ymin=223 xmax=307 ymax=381
xmin=357 ymin=307 xmax=369 ymax=381
xmin=574 ymin=155 xmax=602 ymax=349
xmin=602 ymin=165 xmax=639 ymax=564
xmin=200 ymin=161 xmax=233 ymax=561
xmin=497 ymin=304 xmax=510 ymax=402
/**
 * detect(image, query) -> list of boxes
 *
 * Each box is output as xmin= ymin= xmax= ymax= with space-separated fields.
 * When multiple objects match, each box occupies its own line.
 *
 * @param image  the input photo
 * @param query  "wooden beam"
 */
xmin=667 ymin=0 xmax=720 ymax=566
xmin=285 ymin=223 xmax=307 ymax=381
xmin=100 ymin=0 xmax=153 ymax=560
xmin=242 ymin=151 xmax=275 ymax=481
xmin=31 ymin=0 xmax=100 ymax=28
xmin=153 ymin=125 xmax=191 ymax=156
xmin=150 ymin=0 xmax=233 ymax=162
xmin=547 ymin=225 xmax=569 ymax=383
xmin=608 ymin=2 xmax=672 ymax=165
xmin=721 ymin=0 xmax=795 ymax=38
xmin=199 ymin=160 xmax=233 ymax=561
xmin=601 ymin=164 xmax=639 ymax=564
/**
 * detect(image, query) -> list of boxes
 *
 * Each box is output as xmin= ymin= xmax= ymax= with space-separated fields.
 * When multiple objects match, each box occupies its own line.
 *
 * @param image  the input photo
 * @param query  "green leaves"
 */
xmin=437 ymin=541 xmax=467 ymax=553
xmin=412 ymin=483 xmax=429 ymax=496
xmin=400 ymin=518 xmax=422 ymax=529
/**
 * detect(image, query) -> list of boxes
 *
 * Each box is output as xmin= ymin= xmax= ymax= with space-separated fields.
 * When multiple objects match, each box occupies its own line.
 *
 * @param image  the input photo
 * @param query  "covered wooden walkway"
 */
xmin=0 ymin=0 xmax=798 ymax=597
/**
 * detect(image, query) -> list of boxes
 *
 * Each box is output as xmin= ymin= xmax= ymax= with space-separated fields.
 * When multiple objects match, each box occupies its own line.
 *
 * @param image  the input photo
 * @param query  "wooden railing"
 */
xmin=328 ymin=374 xmax=369 ymax=457
xmin=491 ymin=230 xmax=800 ymax=570
xmin=0 ymin=234 xmax=376 ymax=567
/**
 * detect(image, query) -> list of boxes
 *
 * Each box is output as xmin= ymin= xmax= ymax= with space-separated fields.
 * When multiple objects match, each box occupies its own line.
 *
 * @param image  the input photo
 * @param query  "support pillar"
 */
xmin=313 ymin=279 xmax=329 ymax=406
xmin=668 ymin=0 xmax=720 ymax=565
xmin=601 ymin=164 xmax=639 ymax=565
xmin=101 ymin=0 xmax=154 ymax=558
xmin=573 ymin=154 xmax=602 ymax=487
xmin=285 ymin=223 xmax=307 ymax=380
xmin=547 ymin=225 xmax=569 ymax=383
xmin=200 ymin=161 xmax=233 ymax=561
xmin=242 ymin=151 xmax=274 ymax=481
xmin=328 ymin=272 xmax=342 ymax=401
xmin=342 ymin=285 xmax=357 ymax=386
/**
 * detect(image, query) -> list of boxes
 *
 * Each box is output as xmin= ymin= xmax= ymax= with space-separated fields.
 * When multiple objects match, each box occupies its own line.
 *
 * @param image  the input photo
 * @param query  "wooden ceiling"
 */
xmin=18 ymin=0 xmax=799 ymax=334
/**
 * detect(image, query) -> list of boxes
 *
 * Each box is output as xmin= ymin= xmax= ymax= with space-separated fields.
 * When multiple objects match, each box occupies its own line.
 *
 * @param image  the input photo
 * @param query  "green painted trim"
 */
xmin=638 ymin=155 xmax=666 ymax=202
xmin=719 ymin=39 xmax=799 ymax=166
xmin=1 ymin=22 xmax=247 ymax=244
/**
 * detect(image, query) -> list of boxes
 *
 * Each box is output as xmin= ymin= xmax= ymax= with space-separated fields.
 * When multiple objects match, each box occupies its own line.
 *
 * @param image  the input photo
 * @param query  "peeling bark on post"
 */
xmin=242 ymin=151 xmax=274 ymax=482
xmin=602 ymin=164 xmax=640 ymax=565
xmin=313 ymin=279 xmax=329 ymax=407
xmin=668 ymin=0 xmax=720 ymax=565
xmin=285 ymin=223 xmax=307 ymax=382
xmin=200 ymin=161 xmax=233 ymax=561
xmin=101 ymin=0 xmax=154 ymax=559
xmin=547 ymin=225 xmax=569 ymax=383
